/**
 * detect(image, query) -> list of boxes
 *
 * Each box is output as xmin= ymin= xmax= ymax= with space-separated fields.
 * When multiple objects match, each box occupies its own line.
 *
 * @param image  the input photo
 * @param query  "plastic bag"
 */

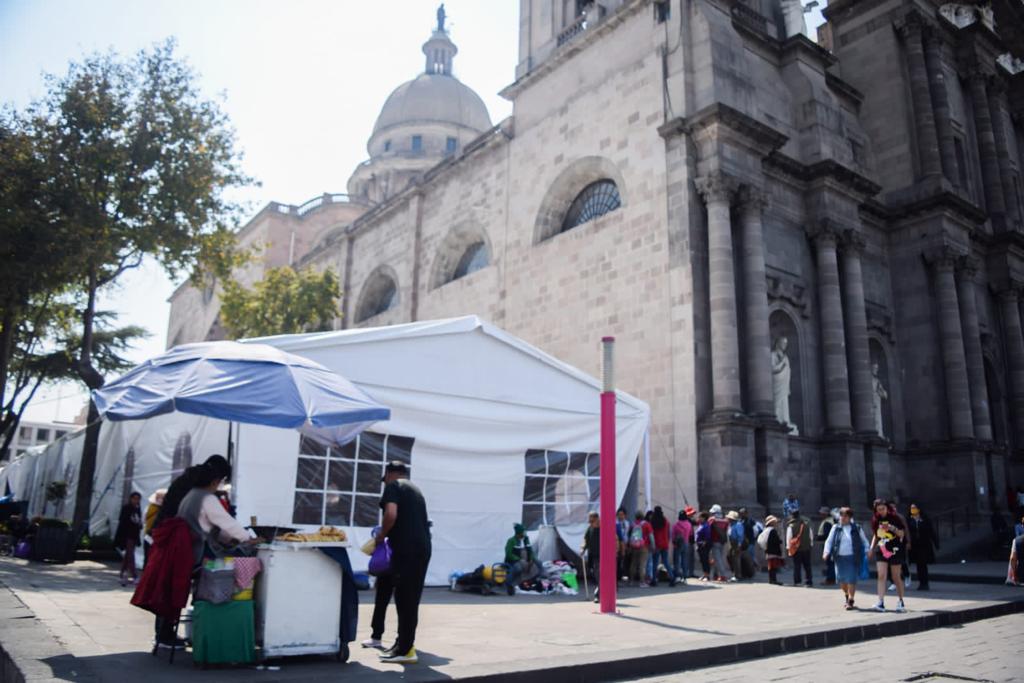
xmin=368 ymin=537 xmax=392 ymax=576
xmin=13 ymin=540 xmax=30 ymax=559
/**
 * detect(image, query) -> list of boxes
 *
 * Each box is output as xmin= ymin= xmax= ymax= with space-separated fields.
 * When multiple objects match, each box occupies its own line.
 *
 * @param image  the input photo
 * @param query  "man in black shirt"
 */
xmin=375 ymin=461 xmax=430 ymax=664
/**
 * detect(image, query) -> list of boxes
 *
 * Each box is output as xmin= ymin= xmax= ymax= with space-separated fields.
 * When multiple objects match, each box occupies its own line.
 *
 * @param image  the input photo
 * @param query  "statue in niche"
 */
xmin=771 ymin=336 xmax=798 ymax=435
xmin=872 ymin=363 xmax=889 ymax=438
xmin=779 ymin=0 xmax=806 ymax=39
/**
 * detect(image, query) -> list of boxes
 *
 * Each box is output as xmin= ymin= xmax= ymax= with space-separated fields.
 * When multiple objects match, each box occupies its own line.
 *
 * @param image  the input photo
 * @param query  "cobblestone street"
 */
xmin=630 ymin=613 xmax=1024 ymax=683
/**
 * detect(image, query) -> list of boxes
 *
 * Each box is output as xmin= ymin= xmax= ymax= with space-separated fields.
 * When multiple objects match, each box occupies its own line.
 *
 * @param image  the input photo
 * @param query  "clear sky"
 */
xmin=1 ymin=0 xmax=826 ymax=423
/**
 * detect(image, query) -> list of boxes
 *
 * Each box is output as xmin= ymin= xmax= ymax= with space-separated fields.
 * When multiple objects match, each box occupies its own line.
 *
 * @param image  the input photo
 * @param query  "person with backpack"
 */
xmin=708 ymin=504 xmax=734 ymax=582
xmin=628 ymin=510 xmax=652 ymax=587
xmin=671 ymin=508 xmax=693 ymax=585
xmin=758 ymin=516 xmax=784 ymax=585
xmin=785 ymin=508 xmax=813 ymax=586
xmin=695 ymin=512 xmax=713 ymax=581
xmin=822 ymin=507 xmax=869 ymax=610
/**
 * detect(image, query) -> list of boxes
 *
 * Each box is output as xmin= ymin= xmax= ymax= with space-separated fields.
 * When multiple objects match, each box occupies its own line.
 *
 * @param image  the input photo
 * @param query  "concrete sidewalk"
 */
xmin=1 ymin=557 xmax=1021 ymax=682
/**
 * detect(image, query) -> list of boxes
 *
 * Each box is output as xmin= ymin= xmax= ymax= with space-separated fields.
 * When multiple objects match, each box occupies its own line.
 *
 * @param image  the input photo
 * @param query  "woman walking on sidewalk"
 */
xmin=907 ymin=503 xmax=939 ymax=590
xmin=868 ymin=499 xmax=908 ymax=612
xmin=758 ymin=516 xmax=784 ymax=585
xmin=822 ymin=507 xmax=869 ymax=610
xmin=115 ymin=492 xmax=143 ymax=586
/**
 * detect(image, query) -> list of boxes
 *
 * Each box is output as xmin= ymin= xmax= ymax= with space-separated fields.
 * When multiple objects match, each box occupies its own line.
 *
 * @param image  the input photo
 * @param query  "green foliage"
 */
xmin=220 ymin=266 xmax=342 ymax=339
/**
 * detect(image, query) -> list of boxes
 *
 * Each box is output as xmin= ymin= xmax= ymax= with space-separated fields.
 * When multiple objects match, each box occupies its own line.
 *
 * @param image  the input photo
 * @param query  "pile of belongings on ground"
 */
xmin=449 ymin=560 xmax=579 ymax=596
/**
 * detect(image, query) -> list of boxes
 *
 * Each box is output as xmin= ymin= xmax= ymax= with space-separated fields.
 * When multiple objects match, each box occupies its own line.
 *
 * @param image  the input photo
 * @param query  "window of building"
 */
xmin=292 ymin=433 xmax=414 ymax=527
xmin=55 ymin=430 xmax=67 ymax=440
xmin=954 ymin=137 xmax=970 ymax=193
xmin=411 ymin=135 xmax=423 ymax=152
xmin=16 ymin=449 xmax=25 ymax=457
xmin=446 ymin=137 xmax=457 ymax=155
xmin=560 ymin=180 xmax=621 ymax=233
xmin=451 ymin=242 xmax=489 ymax=281
xmin=383 ymin=140 xmax=391 ymax=152
xmin=35 ymin=429 xmax=49 ymax=442
xmin=355 ymin=271 xmax=399 ymax=322
xmin=18 ymin=426 xmax=32 ymax=441
xmin=521 ymin=448 xmax=599 ymax=530
xmin=655 ymin=0 xmax=670 ymax=23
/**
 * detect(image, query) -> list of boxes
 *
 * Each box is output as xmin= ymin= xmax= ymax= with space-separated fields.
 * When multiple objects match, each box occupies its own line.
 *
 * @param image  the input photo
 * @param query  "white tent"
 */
xmin=1 ymin=316 xmax=650 ymax=586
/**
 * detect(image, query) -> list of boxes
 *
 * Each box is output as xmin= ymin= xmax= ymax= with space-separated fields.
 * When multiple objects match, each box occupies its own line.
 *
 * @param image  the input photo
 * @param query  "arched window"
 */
xmin=451 ymin=242 xmax=489 ymax=281
xmin=356 ymin=270 xmax=399 ymax=322
xmin=560 ymin=180 xmax=621 ymax=233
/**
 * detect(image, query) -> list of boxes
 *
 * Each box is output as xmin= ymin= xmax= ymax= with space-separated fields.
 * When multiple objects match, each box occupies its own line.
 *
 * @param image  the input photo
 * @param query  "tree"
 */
xmin=220 ymin=266 xmax=342 ymax=339
xmin=18 ymin=41 xmax=250 ymax=528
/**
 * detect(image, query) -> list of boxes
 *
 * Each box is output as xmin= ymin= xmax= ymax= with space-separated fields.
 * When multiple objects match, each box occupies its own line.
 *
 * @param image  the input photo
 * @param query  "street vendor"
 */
xmin=176 ymin=465 xmax=258 ymax=566
xmin=504 ymin=523 xmax=539 ymax=593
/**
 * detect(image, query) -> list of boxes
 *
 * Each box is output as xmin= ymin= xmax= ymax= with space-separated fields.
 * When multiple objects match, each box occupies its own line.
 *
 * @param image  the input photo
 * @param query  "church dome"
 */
xmin=372 ymin=73 xmax=492 ymax=137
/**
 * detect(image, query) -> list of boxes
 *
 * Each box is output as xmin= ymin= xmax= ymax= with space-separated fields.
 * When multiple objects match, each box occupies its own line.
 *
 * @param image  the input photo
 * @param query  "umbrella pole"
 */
xmin=227 ymin=421 xmax=234 ymax=466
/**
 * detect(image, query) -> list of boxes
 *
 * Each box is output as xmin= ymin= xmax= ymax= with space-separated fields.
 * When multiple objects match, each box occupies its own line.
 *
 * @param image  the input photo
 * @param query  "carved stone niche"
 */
xmin=939 ymin=3 xmax=996 ymax=31
xmin=866 ymin=303 xmax=896 ymax=344
xmin=766 ymin=271 xmax=810 ymax=319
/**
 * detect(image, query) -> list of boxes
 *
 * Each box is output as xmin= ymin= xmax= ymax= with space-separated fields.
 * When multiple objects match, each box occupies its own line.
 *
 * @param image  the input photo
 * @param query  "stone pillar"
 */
xmin=813 ymin=225 xmax=852 ymax=432
xmin=988 ymin=80 xmax=1022 ymax=228
xmin=738 ymin=187 xmax=774 ymax=417
xmin=840 ymin=231 xmax=874 ymax=434
xmin=922 ymin=27 xmax=960 ymax=187
xmin=968 ymin=73 xmax=1007 ymax=224
xmin=899 ymin=16 xmax=943 ymax=180
xmin=998 ymin=288 xmax=1024 ymax=446
xmin=956 ymin=258 xmax=992 ymax=441
xmin=696 ymin=172 xmax=742 ymax=415
xmin=930 ymin=250 xmax=974 ymax=440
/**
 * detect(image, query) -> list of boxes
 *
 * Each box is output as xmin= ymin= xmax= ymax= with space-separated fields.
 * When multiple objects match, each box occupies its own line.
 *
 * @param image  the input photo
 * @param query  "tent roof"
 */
xmin=246 ymin=316 xmax=649 ymax=419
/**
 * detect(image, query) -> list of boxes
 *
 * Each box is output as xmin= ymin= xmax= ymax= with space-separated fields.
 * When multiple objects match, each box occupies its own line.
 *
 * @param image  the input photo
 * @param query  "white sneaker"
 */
xmin=380 ymin=647 xmax=417 ymax=664
xmin=896 ymin=600 xmax=906 ymax=613
xmin=873 ymin=600 xmax=885 ymax=612
xmin=361 ymin=637 xmax=384 ymax=649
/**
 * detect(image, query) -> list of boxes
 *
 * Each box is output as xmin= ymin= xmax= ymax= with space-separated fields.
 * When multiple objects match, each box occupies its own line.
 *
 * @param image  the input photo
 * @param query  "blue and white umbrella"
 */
xmin=92 ymin=340 xmax=390 ymax=445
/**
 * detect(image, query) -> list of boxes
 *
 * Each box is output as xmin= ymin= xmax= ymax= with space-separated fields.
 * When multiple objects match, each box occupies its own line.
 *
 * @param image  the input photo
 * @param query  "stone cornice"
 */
xmin=886 ymin=186 xmax=988 ymax=225
xmin=825 ymin=72 xmax=865 ymax=106
xmin=498 ymin=0 xmax=650 ymax=101
xmin=666 ymin=103 xmax=789 ymax=155
xmin=763 ymin=152 xmax=881 ymax=199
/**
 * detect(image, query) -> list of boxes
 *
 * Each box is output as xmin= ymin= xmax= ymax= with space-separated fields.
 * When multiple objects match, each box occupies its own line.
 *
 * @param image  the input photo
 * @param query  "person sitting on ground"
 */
xmin=758 ymin=516 xmax=784 ymax=585
xmin=504 ymin=523 xmax=538 ymax=594
xmin=581 ymin=511 xmax=601 ymax=602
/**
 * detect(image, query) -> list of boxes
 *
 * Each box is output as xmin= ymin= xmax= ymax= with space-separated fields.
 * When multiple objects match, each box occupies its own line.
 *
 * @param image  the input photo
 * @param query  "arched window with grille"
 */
xmin=355 ymin=269 xmax=399 ymax=323
xmin=451 ymin=242 xmax=489 ymax=281
xmin=560 ymin=180 xmax=621 ymax=233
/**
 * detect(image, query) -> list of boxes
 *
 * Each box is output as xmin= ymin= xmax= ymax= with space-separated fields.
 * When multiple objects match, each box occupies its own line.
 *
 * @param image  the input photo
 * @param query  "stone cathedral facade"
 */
xmin=168 ymin=0 xmax=1024 ymax=516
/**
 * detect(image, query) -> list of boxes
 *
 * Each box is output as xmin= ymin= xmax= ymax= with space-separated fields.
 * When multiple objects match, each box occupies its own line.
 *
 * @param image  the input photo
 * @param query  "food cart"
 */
xmin=254 ymin=528 xmax=356 ymax=662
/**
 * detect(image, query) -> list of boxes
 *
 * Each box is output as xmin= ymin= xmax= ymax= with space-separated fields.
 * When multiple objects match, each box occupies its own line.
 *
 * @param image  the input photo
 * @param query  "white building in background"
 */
xmin=5 ymin=420 xmax=78 ymax=462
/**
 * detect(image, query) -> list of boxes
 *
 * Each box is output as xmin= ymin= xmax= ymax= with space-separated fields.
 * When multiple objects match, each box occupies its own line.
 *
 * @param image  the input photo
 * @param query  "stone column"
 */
xmin=956 ymin=258 xmax=992 ymax=441
xmin=899 ymin=16 xmax=943 ymax=180
xmin=922 ymin=27 xmax=960 ymax=187
xmin=930 ymin=250 xmax=974 ymax=439
xmin=696 ymin=172 xmax=742 ymax=415
xmin=738 ymin=187 xmax=774 ymax=417
xmin=840 ymin=231 xmax=874 ymax=434
xmin=813 ymin=225 xmax=852 ymax=432
xmin=968 ymin=72 xmax=1007 ymax=224
xmin=988 ymin=80 xmax=1022 ymax=228
xmin=998 ymin=288 xmax=1024 ymax=445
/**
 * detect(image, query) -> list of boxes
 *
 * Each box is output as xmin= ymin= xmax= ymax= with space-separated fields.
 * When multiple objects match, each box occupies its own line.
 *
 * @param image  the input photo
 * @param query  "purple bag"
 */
xmin=368 ymin=537 xmax=392 ymax=576
xmin=14 ymin=540 xmax=31 ymax=559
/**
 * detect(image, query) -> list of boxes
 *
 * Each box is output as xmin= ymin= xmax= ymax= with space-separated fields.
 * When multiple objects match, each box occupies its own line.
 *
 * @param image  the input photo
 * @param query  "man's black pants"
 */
xmin=392 ymin=554 xmax=430 ymax=654
xmin=792 ymin=549 xmax=812 ymax=585
xmin=370 ymin=573 xmax=395 ymax=640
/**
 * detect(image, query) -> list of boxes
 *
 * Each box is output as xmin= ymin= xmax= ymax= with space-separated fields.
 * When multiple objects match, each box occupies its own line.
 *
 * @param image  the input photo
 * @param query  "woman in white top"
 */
xmin=822 ymin=507 xmax=870 ymax=610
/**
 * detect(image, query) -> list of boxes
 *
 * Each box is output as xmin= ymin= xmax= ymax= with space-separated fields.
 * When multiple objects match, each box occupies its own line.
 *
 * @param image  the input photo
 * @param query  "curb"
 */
xmin=449 ymin=597 xmax=1024 ymax=682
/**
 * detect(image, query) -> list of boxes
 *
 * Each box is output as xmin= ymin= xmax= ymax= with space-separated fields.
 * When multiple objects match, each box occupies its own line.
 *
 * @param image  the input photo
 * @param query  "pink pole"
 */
xmin=599 ymin=337 xmax=617 ymax=613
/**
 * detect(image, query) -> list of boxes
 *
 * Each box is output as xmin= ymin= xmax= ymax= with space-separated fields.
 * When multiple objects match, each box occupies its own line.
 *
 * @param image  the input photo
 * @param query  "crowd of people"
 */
xmin=561 ymin=494 xmax=970 ymax=613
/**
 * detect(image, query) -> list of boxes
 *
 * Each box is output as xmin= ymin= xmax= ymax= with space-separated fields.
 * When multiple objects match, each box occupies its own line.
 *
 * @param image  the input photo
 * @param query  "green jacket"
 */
xmin=505 ymin=534 xmax=532 ymax=564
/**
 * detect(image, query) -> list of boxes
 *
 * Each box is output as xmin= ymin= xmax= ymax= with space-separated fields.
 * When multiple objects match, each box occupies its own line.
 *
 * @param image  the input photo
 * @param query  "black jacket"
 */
xmin=908 ymin=516 xmax=939 ymax=564
xmin=114 ymin=503 xmax=142 ymax=549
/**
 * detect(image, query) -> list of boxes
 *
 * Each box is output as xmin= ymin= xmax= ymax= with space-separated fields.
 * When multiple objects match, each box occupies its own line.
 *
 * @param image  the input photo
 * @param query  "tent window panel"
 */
xmin=299 ymin=435 xmax=328 ymax=457
xmin=293 ymin=491 xmax=324 ymax=525
xmin=525 ymin=449 xmax=546 ymax=475
xmin=353 ymin=495 xmax=380 ymax=527
xmin=588 ymin=477 xmax=600 ymax=503
xmin=568 ymin=452 xmax=588 ymax=474
xmin=328 ymin=461 xmax=354 ymax=491
xmin=359 ymin=432 xmax=385 ymax=462
xmin=296 ymin=457 xmax=326 ymax=490
xmin=543 ymin=477 xmax=559 ymax=505
xmin=586 ymin=452 xmax=600 ymax=477
xmin=324 ymin=493 xmax=353 ymax=526
xmin=554 ymin=503 xmax=588 ymax=526
xmin=333 ymin=438 xmax=357 ymax=460
xmin=546 ymin=451 xmax=568 ymax=476
xmin=356 ymin=462 xmax=383 ymax=494
xmin=523 ymin=476 xmax=545 ymax=503
xmin=522 ymin=504 xmax=544 ymax=531
xmin=386 ymin=435 xmax=414 ymax=464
